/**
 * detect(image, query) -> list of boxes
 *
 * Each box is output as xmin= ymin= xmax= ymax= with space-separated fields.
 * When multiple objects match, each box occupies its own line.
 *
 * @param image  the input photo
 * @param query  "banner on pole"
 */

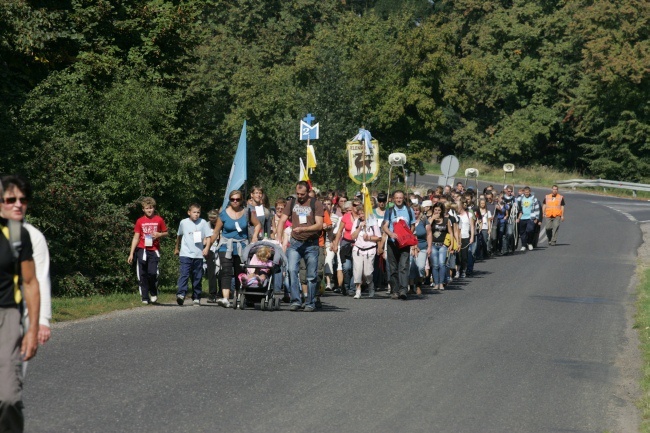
xmin=347 ymin=139 xmax=379 ymax=185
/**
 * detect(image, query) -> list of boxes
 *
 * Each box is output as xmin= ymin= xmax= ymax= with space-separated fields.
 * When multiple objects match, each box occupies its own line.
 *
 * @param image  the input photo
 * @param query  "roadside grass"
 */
xmin=52 ymin=287 xmax=180 ymax=323
xmin=424 ymin=159 xmax=650 ymax=199
xmin=636 ymin=266 xmax=650 ymax=432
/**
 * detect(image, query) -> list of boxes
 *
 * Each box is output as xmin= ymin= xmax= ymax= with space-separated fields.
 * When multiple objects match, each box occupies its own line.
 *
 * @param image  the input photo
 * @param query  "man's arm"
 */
xmin=275 ymin=214 xmax=288 ymax=243
xmin=21 ymin=259 xmax=40 ymax=361
xmin=382 ymin=220 xmax=397 ymax=240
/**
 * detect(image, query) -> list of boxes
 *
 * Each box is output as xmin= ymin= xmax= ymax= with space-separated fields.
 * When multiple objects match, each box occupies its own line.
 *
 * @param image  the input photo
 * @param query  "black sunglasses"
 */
xmin=230 ymin=197 xmax=242 ymax=202
xmin=3 ymin=197 xmax=28 ymax=205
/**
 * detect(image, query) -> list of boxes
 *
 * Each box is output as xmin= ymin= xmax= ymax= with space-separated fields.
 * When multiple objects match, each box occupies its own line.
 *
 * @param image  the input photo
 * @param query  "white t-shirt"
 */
xmin=459 ymin=212 xmax=473 ymax=239
xmin=480 ymin=210 xmax=492 ymax=230
xmin=24 ymin=223 xmax=52 ymax=327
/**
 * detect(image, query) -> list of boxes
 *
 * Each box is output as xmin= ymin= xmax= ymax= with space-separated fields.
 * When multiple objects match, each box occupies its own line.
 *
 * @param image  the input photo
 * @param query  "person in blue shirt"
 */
xmin=208 ymin=189 xmax=261 ymax=308
xmin=174 ymin=203 xmax=211 ymax=305
xmin=516 ymin=187 xmax=540 ymax=251
xmin=381 ymin=190 xmax=415 ymax=300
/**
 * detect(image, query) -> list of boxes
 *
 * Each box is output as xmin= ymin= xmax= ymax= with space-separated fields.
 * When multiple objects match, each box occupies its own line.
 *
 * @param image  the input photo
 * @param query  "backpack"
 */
xmin=387 ymin=205 xmax=415 ymax=227
xmin=386 ymin=205 xmax=417 ymax=248
xmin=5 ymin=219 xmax=22 ymax=260
xmin=393 ymin=219 xmax=418 ymax=249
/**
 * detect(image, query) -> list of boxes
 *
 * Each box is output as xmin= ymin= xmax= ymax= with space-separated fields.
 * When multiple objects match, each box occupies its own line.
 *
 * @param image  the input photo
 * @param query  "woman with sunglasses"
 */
xmin=1 ymin=175 xmax=50 ymax=346
xmin=209 ymin=190 xmax=261 ymax=307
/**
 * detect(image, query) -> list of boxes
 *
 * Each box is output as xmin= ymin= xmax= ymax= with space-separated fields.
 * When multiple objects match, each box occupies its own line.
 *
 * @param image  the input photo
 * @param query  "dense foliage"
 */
xmin=1 ymin=0 xmax=647 ymax=295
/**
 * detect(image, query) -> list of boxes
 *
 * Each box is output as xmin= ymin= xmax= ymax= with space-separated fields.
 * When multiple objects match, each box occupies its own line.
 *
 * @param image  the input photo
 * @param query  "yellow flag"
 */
xmin=306 ymin=145 xmax=317 ymax=173
xmin=299 ymin=158 xmax=310 ymax=182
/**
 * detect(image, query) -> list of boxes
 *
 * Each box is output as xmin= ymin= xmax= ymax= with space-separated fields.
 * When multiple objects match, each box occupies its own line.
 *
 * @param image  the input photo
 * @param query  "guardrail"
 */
xmin=556 ymin=179 xmax=650 ymax=196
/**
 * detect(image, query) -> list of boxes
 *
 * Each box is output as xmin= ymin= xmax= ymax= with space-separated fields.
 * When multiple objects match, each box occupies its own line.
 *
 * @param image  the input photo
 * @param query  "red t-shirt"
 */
xmin=134 ymin=215 xmax=167 ymax=251
xmin=340 ymin=212 xmax=355 ymax=241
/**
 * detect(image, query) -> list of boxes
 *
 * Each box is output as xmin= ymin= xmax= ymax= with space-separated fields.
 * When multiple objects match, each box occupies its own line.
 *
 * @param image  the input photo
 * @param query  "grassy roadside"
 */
xmin=424 ymin=159 xmax=650 ymax=200
xmin=52 ymin=291 xmax=179 ymax=322
xmin=636 ymin=265 xmax=650 ymax=431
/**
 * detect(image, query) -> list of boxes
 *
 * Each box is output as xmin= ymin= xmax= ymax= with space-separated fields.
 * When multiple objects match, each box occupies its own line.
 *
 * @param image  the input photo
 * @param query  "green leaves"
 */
xmin=2 ymin=0 xmax=648 ymax=296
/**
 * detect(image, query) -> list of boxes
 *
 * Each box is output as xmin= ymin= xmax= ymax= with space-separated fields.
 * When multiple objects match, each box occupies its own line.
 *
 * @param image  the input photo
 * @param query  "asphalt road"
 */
xmin=24 ymin=183 xmax=647 ymax=433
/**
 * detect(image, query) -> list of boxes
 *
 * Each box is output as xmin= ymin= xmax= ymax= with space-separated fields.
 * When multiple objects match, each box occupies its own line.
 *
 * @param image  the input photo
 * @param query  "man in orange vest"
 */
xmin=542 ymin=185 xmax=565 ymax=246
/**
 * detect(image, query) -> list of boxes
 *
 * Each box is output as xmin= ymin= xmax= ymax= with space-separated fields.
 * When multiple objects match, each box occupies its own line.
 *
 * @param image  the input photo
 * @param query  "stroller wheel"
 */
xmin=260 ymin=298 xmax=266 ymax=311
xmin=238 ymin=293 xmax=245 ymax=310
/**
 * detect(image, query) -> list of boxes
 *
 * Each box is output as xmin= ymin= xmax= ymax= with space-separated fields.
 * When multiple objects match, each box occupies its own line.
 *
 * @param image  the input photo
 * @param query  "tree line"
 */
xmin=0 ymin=0 xmax=647 ymax=296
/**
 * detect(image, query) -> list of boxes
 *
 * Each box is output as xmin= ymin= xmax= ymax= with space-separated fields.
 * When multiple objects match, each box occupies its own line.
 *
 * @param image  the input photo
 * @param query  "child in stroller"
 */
xmin=234 ymin=240 xmax=287 ymax=310
xmin=238 ymin=246 xmax=272 ymax=288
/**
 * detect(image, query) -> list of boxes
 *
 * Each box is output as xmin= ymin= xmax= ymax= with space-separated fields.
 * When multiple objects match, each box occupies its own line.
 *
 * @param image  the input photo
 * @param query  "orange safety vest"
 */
xmin=544 ymin=194 xmax=564 ymax=218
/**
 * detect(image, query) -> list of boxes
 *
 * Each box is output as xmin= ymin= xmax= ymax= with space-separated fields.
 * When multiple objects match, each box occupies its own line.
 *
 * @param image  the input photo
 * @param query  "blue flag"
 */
xmin=222 ymin=121 xmax=247 ymax=210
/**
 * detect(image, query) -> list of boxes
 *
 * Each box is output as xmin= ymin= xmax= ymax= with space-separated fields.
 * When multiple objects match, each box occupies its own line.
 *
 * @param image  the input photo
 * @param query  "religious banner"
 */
xmin=347 ymin=137 xmax=379 ymax=185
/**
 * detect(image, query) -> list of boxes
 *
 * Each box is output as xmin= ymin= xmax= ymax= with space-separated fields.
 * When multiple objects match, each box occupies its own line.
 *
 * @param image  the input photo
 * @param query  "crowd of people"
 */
xmin=0 ymin=173 xmax=567 ymax=431
xmin=131 ymin=180 xmax=567 ymax=310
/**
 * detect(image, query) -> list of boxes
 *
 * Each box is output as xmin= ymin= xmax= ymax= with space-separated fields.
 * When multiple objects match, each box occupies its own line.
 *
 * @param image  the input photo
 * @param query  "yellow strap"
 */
xmin=2 ymin=225 xmax=23 ymax=304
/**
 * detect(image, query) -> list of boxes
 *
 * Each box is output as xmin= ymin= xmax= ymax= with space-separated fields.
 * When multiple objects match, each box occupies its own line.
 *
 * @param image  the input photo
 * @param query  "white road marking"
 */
xmin=589 ymin=201 xmax=639 ymax=222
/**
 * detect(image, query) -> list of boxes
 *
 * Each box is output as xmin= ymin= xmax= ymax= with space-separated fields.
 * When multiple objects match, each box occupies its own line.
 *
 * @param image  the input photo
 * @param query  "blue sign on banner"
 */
xmin=300 ymin=113 xmax=319 ymax=141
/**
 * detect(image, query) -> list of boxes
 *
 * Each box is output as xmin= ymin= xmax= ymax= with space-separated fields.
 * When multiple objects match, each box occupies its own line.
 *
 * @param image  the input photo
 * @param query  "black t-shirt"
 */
xmin=431 ymin=217 xmax=449 ymax=243
xmin=0 ymin=218 xmax=33 ymax=308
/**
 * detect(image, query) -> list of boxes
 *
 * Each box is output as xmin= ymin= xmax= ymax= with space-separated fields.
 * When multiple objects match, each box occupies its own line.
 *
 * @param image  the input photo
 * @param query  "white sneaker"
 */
xmin=217 ymin=298 xmax=231 ymax=308
xmin=193 ymin=299 xmax=200 ymax=306
xmin=150 ymin=295 xmax=158 ymax=303
xmin=353 ymin=291 xmax=361 ymax=299
xmin=520 ymin=246 xmax=527 ymax=251
xmin=142 ymin=300 xmax=149 ymax=305
xmin=527 ymin=244 xmax=533 ymax=251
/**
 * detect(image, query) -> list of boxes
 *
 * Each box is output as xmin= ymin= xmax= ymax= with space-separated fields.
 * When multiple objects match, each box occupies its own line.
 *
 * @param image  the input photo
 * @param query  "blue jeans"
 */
xmin=287 ymin=238 xmax=320 ymax=308
xmin=502 ymin=221 xmax=514 ymax=253
xmin=518 ymin=219 xmax=536 ymax=246
xmin=467 ymin=240 xmax=476 ymax=273
xmin=178 ymin=256 xmax=204 ymax=300
xmin=409 ymin=249 xmax=427 ymax=280
xmin=342 ymin=257 xmax=352 ymax=293
xmin=430 ymin=244 xmax=448 ymax=285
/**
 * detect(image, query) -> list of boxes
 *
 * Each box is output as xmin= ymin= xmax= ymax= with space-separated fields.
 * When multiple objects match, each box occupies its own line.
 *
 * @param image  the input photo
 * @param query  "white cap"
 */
xmin=421 ymin=200 xmax=433 ymax=208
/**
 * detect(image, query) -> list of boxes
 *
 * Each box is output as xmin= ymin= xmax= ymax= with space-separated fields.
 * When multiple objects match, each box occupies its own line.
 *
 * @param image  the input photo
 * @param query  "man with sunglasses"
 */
xmin=276 ymin=181 xmax=324 ymax=312
xmin=0 ymin=175 xmax=40 ymax=432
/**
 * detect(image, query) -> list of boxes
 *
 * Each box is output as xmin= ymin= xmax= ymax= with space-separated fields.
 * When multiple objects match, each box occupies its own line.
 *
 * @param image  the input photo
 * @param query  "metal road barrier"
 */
xmin=556 ymin=179 xmax=650 ymax=196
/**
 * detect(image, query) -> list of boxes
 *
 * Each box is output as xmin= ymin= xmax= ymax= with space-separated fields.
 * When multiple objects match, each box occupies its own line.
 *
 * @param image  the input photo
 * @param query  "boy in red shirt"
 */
xmin=128 ymin=197 xmax=168 ymax=304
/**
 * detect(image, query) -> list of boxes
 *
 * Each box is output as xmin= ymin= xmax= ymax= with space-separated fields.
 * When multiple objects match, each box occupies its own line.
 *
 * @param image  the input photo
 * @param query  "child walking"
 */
xmin=128 ymin=197 xmax=168 ymax=304
xmin=174 ymin=203 xmax=211 ymax=305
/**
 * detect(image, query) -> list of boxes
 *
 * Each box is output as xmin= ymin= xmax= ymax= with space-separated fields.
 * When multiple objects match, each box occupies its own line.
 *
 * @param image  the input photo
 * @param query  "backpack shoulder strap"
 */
xmin=7 ymin=220 xmax=22 ymax=260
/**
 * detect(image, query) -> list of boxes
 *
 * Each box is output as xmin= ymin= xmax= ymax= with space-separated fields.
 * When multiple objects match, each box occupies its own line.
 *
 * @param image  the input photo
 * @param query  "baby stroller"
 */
xmin=234 ymin=240 xmax=287 ymax=311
